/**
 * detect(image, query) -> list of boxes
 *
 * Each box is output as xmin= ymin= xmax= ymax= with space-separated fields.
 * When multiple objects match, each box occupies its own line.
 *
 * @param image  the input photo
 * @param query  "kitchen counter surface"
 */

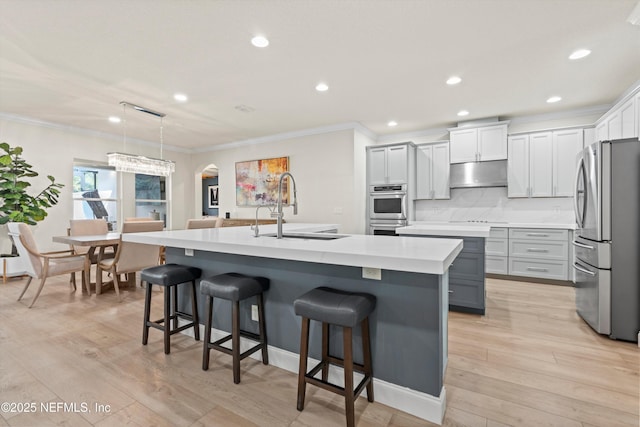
xmin=410 ymin=221 xmax=576 ymax=230
xmin=398 ymin=223 xmax=491 ymax=238
xmin=123 ymin=222 xmax=463 ymax=275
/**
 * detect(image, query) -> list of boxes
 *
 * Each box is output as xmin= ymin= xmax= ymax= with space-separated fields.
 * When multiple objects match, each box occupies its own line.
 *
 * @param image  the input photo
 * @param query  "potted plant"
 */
xmin=0 ymin=142 xmax=64 ymax=255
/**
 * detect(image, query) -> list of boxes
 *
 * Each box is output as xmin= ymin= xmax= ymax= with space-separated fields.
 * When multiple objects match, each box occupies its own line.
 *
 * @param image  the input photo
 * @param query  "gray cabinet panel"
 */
xmin=449 ymin=278 xmax=485 ymax=310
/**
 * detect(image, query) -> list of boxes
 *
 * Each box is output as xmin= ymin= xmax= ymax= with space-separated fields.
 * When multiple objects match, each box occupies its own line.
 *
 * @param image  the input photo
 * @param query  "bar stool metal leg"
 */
xmin=257 ymin=293 xmax=268 ymax=364
xmin=202 ymin=296 xmax=213 ymax=370
xmin=163 ymin=286 xmax=171 ymax=354
xmin=142 ymin=281 xmax=152 ymax=345
xmin=232 ymin=300 xmax=241 ymax=384
xmin=343 ymin=326 xmax=355 ymax=427
xmin=362 ymin=317 xmax=374 ymax=402
xmin=191 ymin=280 xmax=200 ymax=341
xmin=321 ymin=322 xmax=330 ymax=381
xmin=297 ymin=317 xmax=310 ymax=411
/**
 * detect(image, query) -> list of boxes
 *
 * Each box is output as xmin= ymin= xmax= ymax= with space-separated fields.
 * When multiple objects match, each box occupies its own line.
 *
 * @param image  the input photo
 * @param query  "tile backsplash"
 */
xmin=414 ymin=187 xmax=574 ymax=224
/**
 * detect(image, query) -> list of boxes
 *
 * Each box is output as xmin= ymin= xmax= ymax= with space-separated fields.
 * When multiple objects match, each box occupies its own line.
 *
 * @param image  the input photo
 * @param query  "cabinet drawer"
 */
xmin=509 ymin=228 xmax=568 ymax=241
xmin=486 ymin=238 xmax=508 ymax=256
xmin=509 ymin=239 xmax=568 ymax=260
xmin=450 ymin=252 xmax=485 ymax=280
xmin=509 ymin=257 xmax=568 ymax=280
xmin=486 ymin=255 xmax=508 ymax=274
xmin=449 ymin=279 xmax=484 ymax=309
xmin=489 ymin=227 xmax=508 ymax=239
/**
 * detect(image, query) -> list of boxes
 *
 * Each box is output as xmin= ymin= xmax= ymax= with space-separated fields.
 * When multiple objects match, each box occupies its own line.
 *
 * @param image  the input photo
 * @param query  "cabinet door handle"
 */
xmin=526 ymin=248 xmax=549 ymax=253
xmin=526 ymin=233 xmax=549 ymax=237
xmin=527 ymin=267 xmax=549 ymax=272
xmin=448 ymin=290 xmax=454 ymax=294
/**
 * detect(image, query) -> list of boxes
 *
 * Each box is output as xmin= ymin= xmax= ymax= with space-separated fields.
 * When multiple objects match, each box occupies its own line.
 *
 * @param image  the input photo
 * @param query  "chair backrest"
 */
xmin=185 ymin=218 xmax=221 ymax=229
xmin=122 ymin=220 xmax=164 ymax=233
xmin=114 ymin=220 xmax=163 ymax=273
xmin=7 ymin=222 xmax=40 ymax=278
xmin=125 ymin=217 xmax=153 ymax=221
xmin=69 ymin=219 xmax=109 ymax=255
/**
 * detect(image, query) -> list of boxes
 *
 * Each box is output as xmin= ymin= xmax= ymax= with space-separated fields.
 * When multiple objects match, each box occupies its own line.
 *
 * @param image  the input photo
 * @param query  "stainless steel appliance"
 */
xmin=573 ymin=138 xmax=640 ymax=342
xmin=369 ymin=220 xmax=407 ymax=236
xmin=368 ymin=184 xmax=408 ymax=221
xmin=449 ymin=159 xmax=508 ymax=188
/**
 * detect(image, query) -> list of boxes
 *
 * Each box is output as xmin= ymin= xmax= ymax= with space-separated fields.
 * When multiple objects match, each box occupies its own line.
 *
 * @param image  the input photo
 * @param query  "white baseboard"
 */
xmin=180 ymin=322 xmax=446 ymax=425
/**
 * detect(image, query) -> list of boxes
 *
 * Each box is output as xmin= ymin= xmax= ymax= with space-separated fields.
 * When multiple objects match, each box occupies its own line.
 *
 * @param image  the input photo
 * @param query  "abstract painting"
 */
xmin=235 ymin=156 xmax=289 ymax=206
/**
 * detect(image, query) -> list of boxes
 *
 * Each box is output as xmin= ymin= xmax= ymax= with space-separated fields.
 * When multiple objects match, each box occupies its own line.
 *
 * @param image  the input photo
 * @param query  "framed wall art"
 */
xmin=208 ymin=185 xmax=218 ymax=208
xmin=235 ymin=156 xmax=289 ymax=206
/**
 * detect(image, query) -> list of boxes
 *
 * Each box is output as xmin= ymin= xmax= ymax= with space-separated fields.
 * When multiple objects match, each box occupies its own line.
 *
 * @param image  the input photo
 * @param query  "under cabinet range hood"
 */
xmin=449 ymin=160 xmax=508 ymax=188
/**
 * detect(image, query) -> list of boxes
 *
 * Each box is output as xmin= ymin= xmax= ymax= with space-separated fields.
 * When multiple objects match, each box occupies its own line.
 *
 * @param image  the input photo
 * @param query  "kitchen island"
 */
xmin=398 ymin=223 xmax=491 ymax=314
xmin=123 ymin=223 xmax=462 ymax=425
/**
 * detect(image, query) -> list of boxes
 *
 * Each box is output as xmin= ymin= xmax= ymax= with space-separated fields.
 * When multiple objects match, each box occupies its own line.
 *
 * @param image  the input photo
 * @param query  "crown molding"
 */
xmin=193 ymin=122 xmax=376 ymax=153
xmin=0 ymin=112 xmax=192 ymax=153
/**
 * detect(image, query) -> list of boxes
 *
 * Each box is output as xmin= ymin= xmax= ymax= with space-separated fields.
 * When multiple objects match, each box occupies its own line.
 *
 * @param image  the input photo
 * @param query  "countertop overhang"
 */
xmin=409 ymin=220 xmax=576 ymax=230
xmin=123 ymin=223 xmax=463 ymax=275
xmin=398 ymin=224 xmax=491 ymax=238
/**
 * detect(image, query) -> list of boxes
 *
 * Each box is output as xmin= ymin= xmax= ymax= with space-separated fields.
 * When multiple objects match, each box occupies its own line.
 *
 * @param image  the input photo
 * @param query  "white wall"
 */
xmin=191 ymin=129 xmax=369 ymax=234
xmin=0 ymin=117 xmax=191 ymax=250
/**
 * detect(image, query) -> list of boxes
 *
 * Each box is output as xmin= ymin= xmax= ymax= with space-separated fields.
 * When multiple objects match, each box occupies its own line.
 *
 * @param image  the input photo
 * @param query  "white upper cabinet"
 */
xmin=595 ymin=89 xmax=638 ymax=141
xmin=416 ymin=142 xmax=450 ymax=200
xmin=553 ymin=129 xmax=583 ymax=196
xmin=367 ymin=143 xmax=411 ymax=185
xmin=478 ymin=125 xmax=508 ymax=161
xmin=450 ymin=123 xmax=508 ymax=163
xmin=508 ymin=129 xmax=582 ymax=198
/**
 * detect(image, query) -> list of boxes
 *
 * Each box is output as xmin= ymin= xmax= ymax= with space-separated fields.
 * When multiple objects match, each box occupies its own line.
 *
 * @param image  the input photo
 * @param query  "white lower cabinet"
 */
xmin=508 ymin=228 xmax=569 ymax=280
xmin=486 ymin=227 xmax=508 ymax=274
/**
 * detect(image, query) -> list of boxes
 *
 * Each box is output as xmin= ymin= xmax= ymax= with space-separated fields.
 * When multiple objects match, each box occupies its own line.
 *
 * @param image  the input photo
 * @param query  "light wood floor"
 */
xmin=0 ymin=274 xmax=637 ymax=426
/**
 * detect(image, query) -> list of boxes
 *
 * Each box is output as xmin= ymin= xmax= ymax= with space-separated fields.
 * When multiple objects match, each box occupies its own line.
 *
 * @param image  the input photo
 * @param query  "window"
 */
xmin=72 ymin=164 xmax=118 ymax=230
xmin=135 ymin=174 xmax=168 ymax=227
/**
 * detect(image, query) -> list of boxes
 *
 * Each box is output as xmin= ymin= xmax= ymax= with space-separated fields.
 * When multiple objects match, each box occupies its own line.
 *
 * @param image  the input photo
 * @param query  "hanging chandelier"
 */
xmin=107 ymin=101 xmax=175 ymax=177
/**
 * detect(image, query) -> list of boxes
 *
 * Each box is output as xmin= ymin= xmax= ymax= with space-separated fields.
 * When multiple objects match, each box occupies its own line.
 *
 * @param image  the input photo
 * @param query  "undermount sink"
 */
xmin=261 ymin=232 xmax=348 ymax=240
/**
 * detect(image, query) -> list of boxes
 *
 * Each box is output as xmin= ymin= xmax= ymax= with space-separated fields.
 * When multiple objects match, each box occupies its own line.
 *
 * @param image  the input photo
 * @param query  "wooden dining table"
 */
xmin=52 ymin=232 xmax=120 ymax=295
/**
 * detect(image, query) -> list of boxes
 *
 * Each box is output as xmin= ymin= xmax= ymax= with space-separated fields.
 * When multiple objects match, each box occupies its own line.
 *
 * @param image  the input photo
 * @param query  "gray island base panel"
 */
xmin=166 ymin=247 xmax=448 ymax=424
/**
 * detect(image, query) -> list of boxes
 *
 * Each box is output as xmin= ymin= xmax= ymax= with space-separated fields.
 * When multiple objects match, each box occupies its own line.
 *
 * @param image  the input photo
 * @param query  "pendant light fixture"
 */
xmin=107 ymin=101 xmax=175 ymax=177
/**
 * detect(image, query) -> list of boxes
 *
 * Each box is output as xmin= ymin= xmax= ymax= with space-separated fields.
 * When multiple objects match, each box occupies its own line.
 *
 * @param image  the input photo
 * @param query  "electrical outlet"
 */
xmin=333 ymin=207 xmax=343 ymax=215
xmin=362 ymin=267 xmax=381 ymax=280
xmin=185 ymin=248 xmax=194 ymax=256
xmin=251 ymin=304 xmax=259 ymax=321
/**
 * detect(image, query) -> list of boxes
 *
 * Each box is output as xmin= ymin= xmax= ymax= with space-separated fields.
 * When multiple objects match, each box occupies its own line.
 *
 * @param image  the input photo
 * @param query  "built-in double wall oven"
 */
xmin=368 ymin=184 xmax=408 ymax=235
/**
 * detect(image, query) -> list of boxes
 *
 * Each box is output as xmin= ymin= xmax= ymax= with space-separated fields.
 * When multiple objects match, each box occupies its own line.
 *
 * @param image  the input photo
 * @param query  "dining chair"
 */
xmin=8 ymin=222 xmax=90 ymax=308
xmin=185 ymin=217 xmax=222 ymax=229
xmin=98 ymin=220 xmax=163 ymax=300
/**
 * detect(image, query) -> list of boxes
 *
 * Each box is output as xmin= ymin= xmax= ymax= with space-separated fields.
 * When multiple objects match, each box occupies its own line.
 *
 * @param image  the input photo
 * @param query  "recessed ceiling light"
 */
xmin=546 ymin=96 xmax=562 ymax=103
xmin=108 ymin=116 xmax=121 ymax=123
xmin=569 ymin=49 xmax=591 ymax=60
xmin=387 ymin=121 xmax=398 ymax=127
xmin=251 ymin=35 xmax=269 ymax=48
xmin=315 ymin=82 xmax=329 ymax=92
xmin=457 ymin=110 xmax=469 ymax=116
xmin=174 ymin=93 xmax=188 ymax=102
xmin=446 ymin=76 xmax=462 ymax=85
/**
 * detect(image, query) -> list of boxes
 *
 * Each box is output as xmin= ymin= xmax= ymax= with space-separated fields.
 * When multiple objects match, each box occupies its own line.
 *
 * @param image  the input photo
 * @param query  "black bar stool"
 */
xmin=200 ymin=273 xmax=269 ymax=384
xmin=294 ymin=287 xmax=376 ymax=427
xmin=141 ymin=264 xmax=201 ymax=354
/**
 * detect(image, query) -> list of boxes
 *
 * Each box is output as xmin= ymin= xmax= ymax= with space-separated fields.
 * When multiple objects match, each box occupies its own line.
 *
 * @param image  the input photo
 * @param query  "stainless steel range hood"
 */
xmin=449 ymin=160 xmax=508 ymax=188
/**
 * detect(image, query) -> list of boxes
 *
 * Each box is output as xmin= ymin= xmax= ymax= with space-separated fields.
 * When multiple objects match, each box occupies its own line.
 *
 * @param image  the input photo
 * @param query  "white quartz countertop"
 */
xmin=410 ymin=221 xmax=576 ymax=230
xmin=397 ymin=224 xmax=491 ymax=238
xmin=123 ymin=223 xmax=463 ymax=275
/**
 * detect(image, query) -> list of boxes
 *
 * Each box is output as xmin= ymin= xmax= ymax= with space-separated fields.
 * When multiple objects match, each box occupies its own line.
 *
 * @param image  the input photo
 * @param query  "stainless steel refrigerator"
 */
xmin=574 ymin=138 xmax=640 ymax=342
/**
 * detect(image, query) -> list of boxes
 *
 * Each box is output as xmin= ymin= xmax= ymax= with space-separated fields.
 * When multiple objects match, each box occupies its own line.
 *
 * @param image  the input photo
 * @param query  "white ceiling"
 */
xmin=1 ymin=0 xmax=639 ymax=151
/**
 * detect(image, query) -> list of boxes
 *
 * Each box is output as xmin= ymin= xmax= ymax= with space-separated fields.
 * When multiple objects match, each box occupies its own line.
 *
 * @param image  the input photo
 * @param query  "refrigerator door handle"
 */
xmin=572 ymin=240 xmax=595 ymax=250
xmin=573 ymin=262 xmax=596 ymax=276
xmin=574 ymin=156 xmax=586 ymax=228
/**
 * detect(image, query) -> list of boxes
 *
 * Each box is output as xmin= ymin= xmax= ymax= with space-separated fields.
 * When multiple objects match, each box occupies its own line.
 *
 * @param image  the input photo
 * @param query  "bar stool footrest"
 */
xmin=208 ymin=330 xmax=265 ymax=361
xmin=304 ymin=359 xmax=372 ymax=400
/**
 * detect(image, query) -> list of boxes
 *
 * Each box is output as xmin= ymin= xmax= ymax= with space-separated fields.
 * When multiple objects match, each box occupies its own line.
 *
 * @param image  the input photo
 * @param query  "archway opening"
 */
xmin=195 ymin=164 xmax=219 ymax=218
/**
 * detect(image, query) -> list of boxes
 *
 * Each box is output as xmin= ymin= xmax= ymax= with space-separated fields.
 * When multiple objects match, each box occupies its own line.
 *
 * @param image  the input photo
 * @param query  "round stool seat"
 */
xmin=200 ymin=273 xmax=269 ymax=301
xmin=141 ymin=263 xmax=202 ymax=286
xmin=294 ymin=286 xmax=376 ymax=328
